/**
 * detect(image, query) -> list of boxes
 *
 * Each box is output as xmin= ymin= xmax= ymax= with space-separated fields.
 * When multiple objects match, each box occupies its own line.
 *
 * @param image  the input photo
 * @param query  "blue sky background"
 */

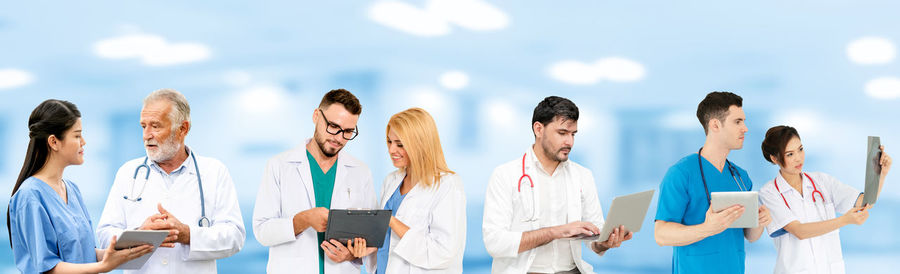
xmin=2 ymin=1 xmax=900 ymax=273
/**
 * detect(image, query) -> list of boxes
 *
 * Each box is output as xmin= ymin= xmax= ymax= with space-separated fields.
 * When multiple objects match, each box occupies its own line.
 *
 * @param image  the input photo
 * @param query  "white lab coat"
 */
xmin=252 ymin=141 xmax=377 ymax=274
xmin=482 ymin=148 xmax=605 ymax=274
xmin=378 ymin=170 xmax=466 ymax=274
xmin=96 ymin=150 xmax=245 ymax=274
xmin=759 ymin=171 xmax=860 ymax=274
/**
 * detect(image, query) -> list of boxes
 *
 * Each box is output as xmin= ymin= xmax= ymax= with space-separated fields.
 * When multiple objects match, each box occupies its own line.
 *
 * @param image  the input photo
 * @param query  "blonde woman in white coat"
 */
xmin=349 ymin=107 xmax=467 ymax=273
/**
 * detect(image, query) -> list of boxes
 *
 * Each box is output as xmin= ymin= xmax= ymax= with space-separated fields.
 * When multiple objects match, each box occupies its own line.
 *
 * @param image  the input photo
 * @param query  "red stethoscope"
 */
xmin=517 ymin=153 xmax=538 ymax=222
xmin=518 ymin=153 xmax=534 ymax=192
xmin=773 ymin=172 xmax=824 ymax=209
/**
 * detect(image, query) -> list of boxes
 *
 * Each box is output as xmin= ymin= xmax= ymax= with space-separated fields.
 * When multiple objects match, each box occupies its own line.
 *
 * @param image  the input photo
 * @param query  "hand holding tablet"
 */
xmin=710 ymin=191 xmax=759 ymax=228
xmin=113 ymin=230 xmax=169 ymax=269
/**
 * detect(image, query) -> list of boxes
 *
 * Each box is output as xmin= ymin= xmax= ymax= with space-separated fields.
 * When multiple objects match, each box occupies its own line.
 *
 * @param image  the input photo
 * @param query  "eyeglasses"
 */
xmin=318 ymin=109 xmax=359 ymax=140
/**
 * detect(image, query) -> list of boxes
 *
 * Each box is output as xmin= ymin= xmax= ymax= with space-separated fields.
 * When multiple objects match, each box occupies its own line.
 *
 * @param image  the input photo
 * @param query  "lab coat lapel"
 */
xmin=333 ymin=151 xmax=361 ymax=208
xmin=381 ymin=171 xmax=405 ymax=209
xmin=289 ymin=146 xmax=316 ymax=208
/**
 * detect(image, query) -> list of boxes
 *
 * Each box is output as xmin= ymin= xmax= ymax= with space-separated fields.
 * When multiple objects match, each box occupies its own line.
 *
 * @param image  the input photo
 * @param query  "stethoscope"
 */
xmin=698 ymin=147 xmax=748 ymax=204
xmin=773 ymin=173 xmax=826 ymax=218
xmin=517 ymin=153 xmax=537 ymax=222
xmin=123 ymin=150 xmax=210 ymax=227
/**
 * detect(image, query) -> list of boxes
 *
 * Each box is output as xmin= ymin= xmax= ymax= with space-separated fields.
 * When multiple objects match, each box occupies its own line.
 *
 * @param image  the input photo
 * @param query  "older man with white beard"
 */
xmin=97 ymin=88 xmax=245 ymax=274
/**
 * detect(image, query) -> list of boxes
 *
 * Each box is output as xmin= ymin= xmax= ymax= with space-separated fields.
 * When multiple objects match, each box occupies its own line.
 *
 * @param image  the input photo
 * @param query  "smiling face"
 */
xmin=387 ymin=129 xmax=409 ymax=169
xmin=140 ymin=100 xmax=187 ymax=162
xmin=776 ymin=136 xmax=805 ymax=176
xmin=53 ymin=118 xmax=86 ymax=166
xmin=535 ymin=116 xmax=577 ymax=162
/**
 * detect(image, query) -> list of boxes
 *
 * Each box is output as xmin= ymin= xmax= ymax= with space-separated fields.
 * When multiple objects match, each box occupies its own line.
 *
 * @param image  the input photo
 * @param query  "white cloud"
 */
xmin=235 ymin=85 xmax=289 ymax=115
xmin=438 ymin=70 xmax=469 ymax=90
xmin=483 ymin=99 xmax=516 ymax=127
xmin=93 ymin=34 xmax=211 ymax=66
xmin=847 ymin=37 xmax=896 ymax=65
xmin=548 ymin=57 xmax=646 ymax=85
xmin=368 ymin=0 xmax=509 ymax=37
xmin=429 ymin=0 xmax=509 ymax=31
xmin=865 ymin=77 xmax=900 ymax=99
xmin=0 ymin=69 xmax=35 ymax=89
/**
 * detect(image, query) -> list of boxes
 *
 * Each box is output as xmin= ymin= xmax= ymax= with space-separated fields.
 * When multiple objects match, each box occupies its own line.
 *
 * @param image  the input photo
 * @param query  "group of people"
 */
xmin=5 ymin=88 xmax=892 ymax=274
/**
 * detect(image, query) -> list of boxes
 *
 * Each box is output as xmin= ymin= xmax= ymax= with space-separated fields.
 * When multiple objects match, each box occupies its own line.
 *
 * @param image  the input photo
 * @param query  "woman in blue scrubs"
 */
xmin=7 ymin=99 xmax=153 ymax=273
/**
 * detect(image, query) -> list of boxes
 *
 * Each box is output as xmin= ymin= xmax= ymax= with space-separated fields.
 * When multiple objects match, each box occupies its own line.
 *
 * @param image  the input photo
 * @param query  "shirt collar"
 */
xmin=526 ymin=145 xmax=568 ymax=176
xmin=774 ymin=172 xmax=812 ymax=194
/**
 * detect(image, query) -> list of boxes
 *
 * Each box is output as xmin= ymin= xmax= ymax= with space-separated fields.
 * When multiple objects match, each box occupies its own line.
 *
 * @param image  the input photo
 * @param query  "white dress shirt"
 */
xmin=529 ymin=157 xmax=576 ymax=273
xmin=378 ymin=170 xmax=467 ymax=273
xmin=252 ymin=141 xmax=377 ymax=274
xmin=759 ymin=171 xmax=861 ymax=274
xmin=97 ymin=148 xmax=246 ymax=274
xmin=482 ymin=147 xmax=605 ymax=274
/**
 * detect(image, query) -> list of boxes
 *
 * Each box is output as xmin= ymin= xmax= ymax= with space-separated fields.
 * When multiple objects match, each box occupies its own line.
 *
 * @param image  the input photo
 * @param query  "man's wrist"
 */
xmin=592 ymin=241 xmax=609 ymax=254
xmin=180 ymin=224 xmax=191 ymax=244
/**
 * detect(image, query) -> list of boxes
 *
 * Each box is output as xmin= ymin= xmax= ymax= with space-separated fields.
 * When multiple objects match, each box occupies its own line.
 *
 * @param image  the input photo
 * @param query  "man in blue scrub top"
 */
xmin=653 ymin=91 xmax=772 ymax=274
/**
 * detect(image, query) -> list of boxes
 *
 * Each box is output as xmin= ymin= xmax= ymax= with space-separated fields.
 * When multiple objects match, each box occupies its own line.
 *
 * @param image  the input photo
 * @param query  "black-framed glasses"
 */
xmin=318 ymin=109 xmax=359 ymax=140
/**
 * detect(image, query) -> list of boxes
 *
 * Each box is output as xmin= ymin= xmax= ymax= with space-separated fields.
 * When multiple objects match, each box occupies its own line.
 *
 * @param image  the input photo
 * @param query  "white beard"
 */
xmin=146 ymin=132 xmax=181 ymax=162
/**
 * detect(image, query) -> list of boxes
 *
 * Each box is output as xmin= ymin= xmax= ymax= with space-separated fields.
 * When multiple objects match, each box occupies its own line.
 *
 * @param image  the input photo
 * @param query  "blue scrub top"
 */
xmin=655 ymin=154 xmax=753 ymax=274
xmin=9 ymin=177 xmax=97 ymax=273
xmin=376 ymin=183 xmax=407 ymax=274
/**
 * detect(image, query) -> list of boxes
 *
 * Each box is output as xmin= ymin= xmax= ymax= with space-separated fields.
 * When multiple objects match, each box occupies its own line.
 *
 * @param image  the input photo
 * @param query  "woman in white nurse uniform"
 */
xmin=758 ymin=125 xmax=892 ymax=274
xmin=350 ymin=107 xmax=466 ymax=273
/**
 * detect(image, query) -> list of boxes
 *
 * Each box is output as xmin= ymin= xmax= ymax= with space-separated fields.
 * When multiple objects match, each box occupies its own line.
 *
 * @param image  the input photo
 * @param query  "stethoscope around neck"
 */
xmin=773 ymin=172 xmax=825 ymax=210
xmin=123 ymin=150 xmax=210 ymax=227
xmin=698 ymin=147 xmax=748 ymax=205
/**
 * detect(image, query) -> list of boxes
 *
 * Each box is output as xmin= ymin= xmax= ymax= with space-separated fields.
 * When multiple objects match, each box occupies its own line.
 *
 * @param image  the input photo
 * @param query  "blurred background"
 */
xmin=2 ymin=1 xmax=899 ymax=273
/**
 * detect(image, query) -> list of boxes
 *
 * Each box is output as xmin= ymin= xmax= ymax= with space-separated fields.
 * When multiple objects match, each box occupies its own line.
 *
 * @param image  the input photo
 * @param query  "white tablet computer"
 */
xmin=114 ymin=230 xmax=168 ymax=270
xmin=576 ymin=189 xmax=655 ymax=242
xmin=710 ymin=191 xmax=758 ymax=228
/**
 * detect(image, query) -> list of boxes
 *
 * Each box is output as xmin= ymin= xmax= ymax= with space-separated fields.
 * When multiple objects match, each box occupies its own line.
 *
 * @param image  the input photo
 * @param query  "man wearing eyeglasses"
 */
xmin=253 ymin=89 xmax=377 ymax=274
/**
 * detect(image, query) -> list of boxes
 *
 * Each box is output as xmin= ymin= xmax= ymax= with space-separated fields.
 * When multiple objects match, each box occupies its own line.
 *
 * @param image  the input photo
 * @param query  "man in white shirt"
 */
xmin=252 ymin=89 xmax=376 ymax=274
xmin=97 ymin=88 xmax=245 ymax=273
xmin=483 ymin=96 xmax=632 ymax=274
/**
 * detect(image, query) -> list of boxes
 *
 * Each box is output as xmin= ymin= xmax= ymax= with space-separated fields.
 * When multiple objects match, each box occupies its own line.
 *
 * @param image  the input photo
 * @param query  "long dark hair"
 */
xmin=7 ymin=99 xmax=81 ymax=245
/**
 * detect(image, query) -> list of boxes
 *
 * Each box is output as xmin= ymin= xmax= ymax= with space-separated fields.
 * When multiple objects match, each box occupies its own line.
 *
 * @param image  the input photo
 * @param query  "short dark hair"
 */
xmin=696 ymin=91 xmax=743 ymax=134
xmin=532 ymin=96 xmax=579 ymax=127
xmin=318 ymin=89 xmax=362 ymax=115
xmin=761 ymin=125 xmax=800 ymax=166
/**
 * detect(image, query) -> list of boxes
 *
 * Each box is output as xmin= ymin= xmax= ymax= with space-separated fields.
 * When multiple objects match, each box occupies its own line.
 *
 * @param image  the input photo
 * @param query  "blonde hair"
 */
xmin=386 ymin=108 xmax=454 ymax=188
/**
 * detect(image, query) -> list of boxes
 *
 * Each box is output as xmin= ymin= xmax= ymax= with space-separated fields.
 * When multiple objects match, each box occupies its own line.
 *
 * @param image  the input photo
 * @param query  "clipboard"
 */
xmin=324 ymin=209 xmax=391 ymax=247
xmin=114 ymin=230 xmax=168 ymax=269
xmin=864 ymin=136 xmax=883 ymax=206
